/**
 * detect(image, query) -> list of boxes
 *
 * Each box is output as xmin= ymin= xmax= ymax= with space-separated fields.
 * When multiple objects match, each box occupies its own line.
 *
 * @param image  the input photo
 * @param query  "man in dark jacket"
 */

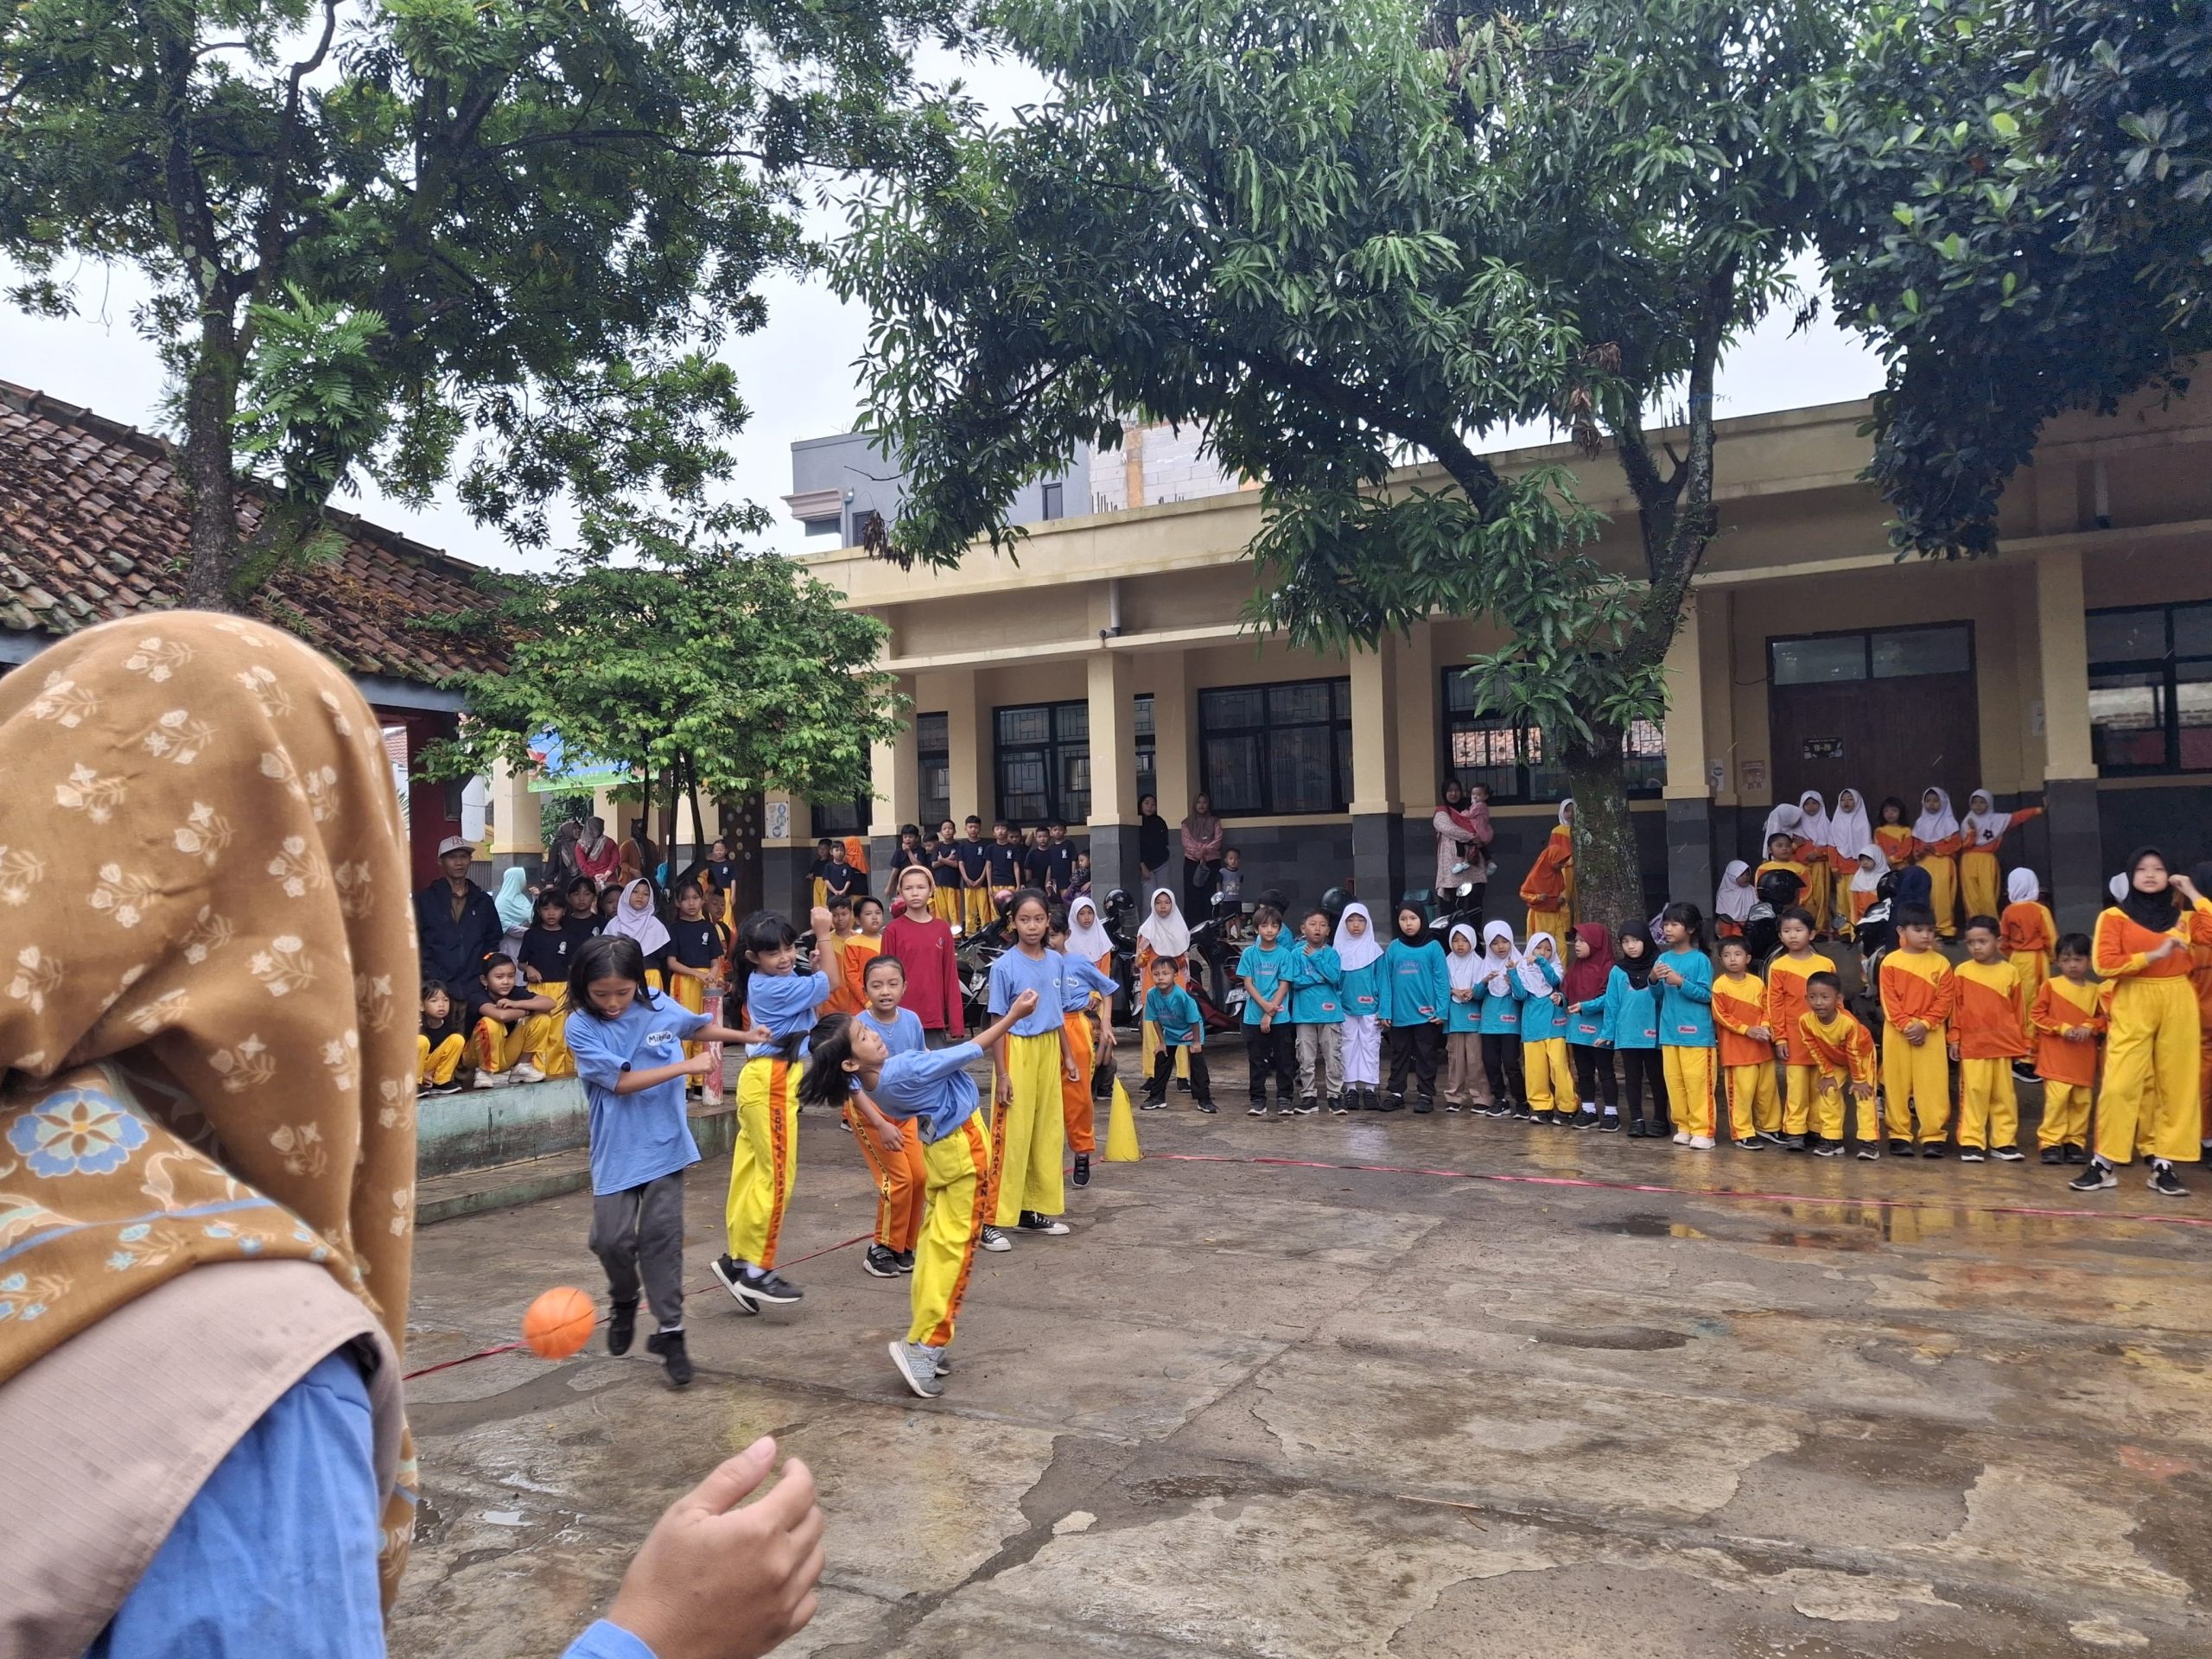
xmin=416 ymin=835 xmax=503 ymax=992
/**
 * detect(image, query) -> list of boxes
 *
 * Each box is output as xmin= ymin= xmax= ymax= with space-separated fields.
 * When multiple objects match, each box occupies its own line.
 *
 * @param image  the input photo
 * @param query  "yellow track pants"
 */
xmin=1662 ymin=1046 xmax=1716 ymax=1140
xmin=991 ymin=1033 xmax=1066 ymax=1227
xmin=1781 ymin=1064 xmax=1818 ymax=1137
xmin=909 ymin=1117 xmax=992 ymax=1347
xmin=1957 ymin=1058 xmax=2019 ymax=1151
xmin=417 ymin=1033 xmax=464 ymax=1086
xmin=1522 ymin=1036 xmax=1572 ymax=1117
xmin=2037 ymin=1081 xmax=2092 ymax=1150
xmin=1882 ymin=1035 xmax=1951 ymax=1144
xmin=1724 ymin=1063 xmax=1780 ymax=1140
xmin=2098 ymin=976 xmax=2202 ymax=1166
xmin=726 ymin=1057 xmax=799 ymax=1268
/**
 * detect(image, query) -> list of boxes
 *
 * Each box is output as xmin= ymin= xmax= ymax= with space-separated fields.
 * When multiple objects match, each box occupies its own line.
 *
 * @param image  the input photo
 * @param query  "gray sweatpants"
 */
xmin=590 ymin=1170 xmax=687 ymax=1331
xmin=1296 ymin=1022 xmax=1344 ymax=1101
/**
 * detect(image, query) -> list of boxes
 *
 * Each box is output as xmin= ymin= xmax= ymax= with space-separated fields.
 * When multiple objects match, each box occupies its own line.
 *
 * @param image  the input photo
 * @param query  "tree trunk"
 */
xmin=1561 ymin=729 xmax=1644 ymax=939
xmin=723 ymin=793 xmax=765 ymax=918
xmin=180 ymin=329 xmax=243 ymax=610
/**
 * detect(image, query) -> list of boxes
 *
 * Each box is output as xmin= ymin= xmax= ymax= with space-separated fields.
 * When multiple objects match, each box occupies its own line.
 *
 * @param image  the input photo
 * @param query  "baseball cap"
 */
xmin=436 ymin=836 xmax=476 ymax=858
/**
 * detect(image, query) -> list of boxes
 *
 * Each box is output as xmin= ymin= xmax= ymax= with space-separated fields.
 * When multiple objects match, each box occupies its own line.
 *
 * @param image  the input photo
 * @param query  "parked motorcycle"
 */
xmin=1186 ymin=890 xmax=1248 ymax=1033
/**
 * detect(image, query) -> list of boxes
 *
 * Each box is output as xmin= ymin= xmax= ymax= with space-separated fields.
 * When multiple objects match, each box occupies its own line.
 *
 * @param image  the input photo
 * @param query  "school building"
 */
xmin=764 ymin=387 xmax=2212 ymax=937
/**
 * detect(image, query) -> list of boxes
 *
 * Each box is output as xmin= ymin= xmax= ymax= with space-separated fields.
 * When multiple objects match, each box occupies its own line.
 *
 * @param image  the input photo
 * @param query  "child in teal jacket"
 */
xmin=1382 ymin=901 xmax=1450 ymax=1111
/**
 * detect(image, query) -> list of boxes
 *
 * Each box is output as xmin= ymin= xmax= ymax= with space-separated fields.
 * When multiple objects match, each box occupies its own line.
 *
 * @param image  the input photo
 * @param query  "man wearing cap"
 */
xmin=415 ymin=835 xmax=504 ymax=992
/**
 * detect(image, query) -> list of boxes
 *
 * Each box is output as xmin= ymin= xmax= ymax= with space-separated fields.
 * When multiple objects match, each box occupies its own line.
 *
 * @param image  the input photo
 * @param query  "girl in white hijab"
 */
xmin=1958 ymin=786 xmax=2045 ymax=922
xmin=2000 ymin=866 xmax=2058 ymax=1022
xmin=1334 ymin=902 xmax=1385 ymax=1108
xmin=1713 ymin=860 xmax=1756 ymax=934
xmin=1442 ymin=922 xmax=1488 ymax=1111
xmin=1136 ymin=888 xmax=1192 ymax=1084
xmin=1478 ymin=919 xmax=1522 ymax=995
xmin=1913 ymin=786 xmax=1965 ymax=938
xmin=1842 ymin=842 xmax=1886 ymax=936
xmin=1760 ymin=802 xmax=1806 ymax=849
xmin=1789 ymin=791 xmax=1835 ymax=928
xmin=1827 ymin=787 xmax=1873 ymax=862
xmin=603 ymin=877 xmax=671 ymax=982
xmin=1065 ymin=893 xmax=1114 ymax=971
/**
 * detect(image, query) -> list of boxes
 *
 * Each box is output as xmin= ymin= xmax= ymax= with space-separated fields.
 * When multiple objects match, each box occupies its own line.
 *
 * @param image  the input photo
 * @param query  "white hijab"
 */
xmin=2007 ymin=868 xmax=2040 ymax=906
xmin=1065 ymin=895 xmax=1113 ymax=963
xmin=1760 ymin=803 xmax=1805 ymax=846
xmin=1479 ymin=920 xmax=1520 ymax=995
xmin=1517 ymin=934 xmax=1560 ymax=997
xmin=1137 ymin=888 xmax=1190 ymax=958
xmin=1333 ymin=901 xmax=1382 ymax=972
xmin=1851 ymin=844 xmax=1887 ymax=893
xmin=1795 ymin=791 xmax=1831 ymax=847
xmin=603 ymin=877 xmax=671 ymax=957
xmin=1714 ymin=860 xmax=1755 ymax=923
xmin=1963 ymin=787 xmax=2012 ymax=848
xmin=1446 ymin=923 xmax=1484 ymax=993
xmin=1915 ymin=787 xmax=1960 ymax=842
xmin=2110 ymin=874 xmax=2129 ymax=903
xmin=1827 ymin=787 xmax=1872 ymax=857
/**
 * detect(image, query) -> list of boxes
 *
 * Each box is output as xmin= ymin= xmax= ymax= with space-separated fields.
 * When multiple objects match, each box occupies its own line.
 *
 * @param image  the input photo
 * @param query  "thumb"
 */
xmin=682 ymin=1436 xmax=778 ymax=1517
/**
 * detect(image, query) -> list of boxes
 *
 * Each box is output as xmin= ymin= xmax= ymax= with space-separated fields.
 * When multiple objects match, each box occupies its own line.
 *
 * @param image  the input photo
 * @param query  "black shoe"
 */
xmin=2063 ymin=1144 xmax=2088 ymax=1165
xmin=895 ymin=1249 xmax=916 ymax=1273
xmin=1376 ymin=1093 xmax=1404 ymax=1113
xmin=645 ymin=1329 xmax=693 ymax=1388
xmin=2011 ymin=1060 xmax=2039 ymax=1084
xmin=1196 ymin=1099 xmax=1217 ymax=1114
xmin=1443 ymin=1099 xmax=1462 ymax=1113
xmin=710 ymin=1254 xmax=761 ymax=1315
xmin=863 ymin=1243 xmax=900 ymax=1278
xmin=1511 ymin=1105 xmax=1535 ymax=1122
xmin=2148 ymin=1162 xmax=2190 ymax=1198
xmin=1295 ymin=1097 xmax=1319 ymax=1116
xmin=1072 ymin=1154 xmax=1090 ymax=1188
xmin=1921 ymin=1143 xmax=1944 ymax=1159
xmin=1140 ymin=1095 xmax=1166 ymax=1111
xmin=1176 ymin=1078 xmax=1193 ymax=1094
xmin=1734 ymin=1135 xmax=1768 ymax=1151
xmin=1247 ymin=1098 xmax=1268 ymax=1116
xmin=1570 ymin=1111 xmax=1596 ymax=1130
xmin=1626 ymin=1120 xmax=1648 ymax=1138
xmin=1412 ymin=1096 xmax=1433 ymax=1115
xmin=2040 ymin=1147 xmax=2063 ymax=1165
xmin=737 ymin=1264 xmax=803 ymax=1304
xmin=1329 ymin=1096 xmax=1349 ymax=1116
xmin=1778 ymin=1134 xmax=1807 ymax=1151
xmin=607 ymin=1299 xmax=638 ymax=1357
xmin=1017 ymin=1210 xmax=1071 ymax=1235
xmin=1992 ymin=1145 xmax=2025 ymax=1163
xmin=1889 ymin=1139 xmax=1915 ymax=1159
xmin=1599 ymin=1114 xmax=1621 ymax=1133
xmin=1957 ymin=1147 xmax=1985 ymax=1163
xmin=2069 ymin=1160 xmax=2118 ymax=1192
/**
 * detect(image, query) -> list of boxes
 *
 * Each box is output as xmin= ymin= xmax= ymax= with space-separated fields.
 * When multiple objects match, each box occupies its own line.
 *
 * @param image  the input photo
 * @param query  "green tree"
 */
xmin=423 ymin=529 xmax=906 ymax=866
xmin=1 ymin=0 xmax=954 ymax=606
xmin=1813 ymin=0 xmax=2212 ymax=555
xmin=837 ymin=0 xmax=1839 ymax=931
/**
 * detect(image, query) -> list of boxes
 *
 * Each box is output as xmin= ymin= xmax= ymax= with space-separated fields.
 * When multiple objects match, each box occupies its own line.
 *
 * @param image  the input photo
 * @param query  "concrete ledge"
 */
xmin=416 ymin=1097 xmax=738 ymax=1225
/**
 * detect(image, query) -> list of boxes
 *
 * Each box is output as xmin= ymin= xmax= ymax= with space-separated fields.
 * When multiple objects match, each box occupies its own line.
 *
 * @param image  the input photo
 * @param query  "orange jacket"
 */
xmin=2093 ymin=897 xmax=2212 ymax=982
xmin=822 ymin=932 xmax=879 ymax=1016
xmin=1519 ymin=825 xmax=1573 ymax=908
xmin=1873 ymin=825 xmax=1918 ymax=869
xmin=1878 ymin=949 xmax=1955 ymax=1039
xmin=2030 ymin=976 xmax=2104 ymax=1088
xmin=1999 ymin=899 xmax=2056 ymax=959
xmin=1712 ymin=975 xmax=1775 ymax=1067
xmin=1765 ymin=953 xmax=1822 ymax=1061
xmin=1953 ymin=957 xmax=2031 ymax=1060
xmin=1798 ymin=1010 xmax=1878 ymax=1090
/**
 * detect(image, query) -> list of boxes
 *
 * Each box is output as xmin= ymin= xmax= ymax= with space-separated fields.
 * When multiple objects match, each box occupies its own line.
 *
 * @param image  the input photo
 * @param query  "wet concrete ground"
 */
xmin=392 ymin=1070 xmax=2212 ymax=1657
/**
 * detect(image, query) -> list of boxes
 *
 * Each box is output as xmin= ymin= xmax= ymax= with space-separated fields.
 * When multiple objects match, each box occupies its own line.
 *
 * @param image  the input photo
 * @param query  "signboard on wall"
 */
xmin=766 ymin=800 xmax=791 ymax=841
xmin=1739 ymin=760 xmax=1768 ymax=793
xmin=1802 ymin=737 xmax=1846 ymax=760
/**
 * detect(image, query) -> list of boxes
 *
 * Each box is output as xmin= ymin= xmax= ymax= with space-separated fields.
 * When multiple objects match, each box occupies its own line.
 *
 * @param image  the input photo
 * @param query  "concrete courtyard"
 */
xmin=392 ymin=1068 xmax=2212 ymax=1658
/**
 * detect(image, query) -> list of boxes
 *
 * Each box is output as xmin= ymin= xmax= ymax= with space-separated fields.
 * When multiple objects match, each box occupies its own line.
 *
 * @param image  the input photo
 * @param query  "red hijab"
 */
xmin=1560 ymin=921 xmax=1615 ymax=1004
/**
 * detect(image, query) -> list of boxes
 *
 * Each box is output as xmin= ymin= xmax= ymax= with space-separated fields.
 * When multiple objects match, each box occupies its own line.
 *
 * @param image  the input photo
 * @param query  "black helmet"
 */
xmin=1318 ymin=887 xmax=1351 ymax=926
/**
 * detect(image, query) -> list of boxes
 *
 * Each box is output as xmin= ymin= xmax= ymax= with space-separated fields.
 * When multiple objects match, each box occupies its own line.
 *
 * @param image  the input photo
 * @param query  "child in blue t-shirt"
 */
xmin=1652 ymin=903 xmax=1719 ymax=1149
xmin=1141 ymin=954 xmax=1213 ymax=1111
xmin=1382 ymin=901 xmax=1450 ymax=1112
xmin=1236 ymin=904 xmax=1298 ymax=1117
xmin=1442 ymin=923 xmax=1490 ymax=1112
xmin=1476 ymin=921 xmax=1527 ymax=1117
xmin=1287 ymin=910 xmax=1344 ymax=1112
xmin=565 ymin=934 xmax=761 ymax=1387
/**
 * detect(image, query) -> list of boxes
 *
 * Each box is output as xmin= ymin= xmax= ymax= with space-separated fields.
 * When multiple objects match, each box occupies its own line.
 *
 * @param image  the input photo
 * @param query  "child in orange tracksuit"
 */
xmin=1878 ymin=903 xmax=1956 ymax=1154
xmin=1764 ymin=907 xmax=1823 ymax=1146
xmin=1952 ymin=917 xmax=2031 ymax=1161
xmin=2031 ymin=932 xmax=2103 ymax=1165
xmin=1799 ymin=971 xmax=1880 ymax=1156
xmin=1712 ymin=937 xmax=1779 ymax=1147
xmin=1999 ymin=869 xmax=2058 ymax=1043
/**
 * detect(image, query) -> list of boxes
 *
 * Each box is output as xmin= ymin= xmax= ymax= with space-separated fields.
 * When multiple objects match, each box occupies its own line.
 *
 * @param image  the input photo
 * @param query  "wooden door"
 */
xmin=1768 ymin=645 xmax=1980 ymax=822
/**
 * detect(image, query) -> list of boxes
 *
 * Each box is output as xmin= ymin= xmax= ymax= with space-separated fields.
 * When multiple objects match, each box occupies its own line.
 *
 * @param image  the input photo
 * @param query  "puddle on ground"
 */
xmin=1516 ymin=1325 xmax=1689 ymax=1351
xmin=1599 ymin=1212 xmax=1708 ymax=1240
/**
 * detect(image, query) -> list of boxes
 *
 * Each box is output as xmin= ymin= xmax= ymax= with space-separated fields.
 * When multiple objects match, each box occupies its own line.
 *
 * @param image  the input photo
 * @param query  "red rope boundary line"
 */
xmin=401 ymin=1231 xmax=877 ymax=1382
xmin=1147 ymin=1151 xmax=2212 ymax=1230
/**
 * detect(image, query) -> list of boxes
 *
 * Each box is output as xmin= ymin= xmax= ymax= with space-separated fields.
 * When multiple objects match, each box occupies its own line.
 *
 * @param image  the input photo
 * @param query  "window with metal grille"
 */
xmin=1198 ymin=678 xmax=1352 ymax=816
xmin=995 ymin=701 xmax=1090 ymax=823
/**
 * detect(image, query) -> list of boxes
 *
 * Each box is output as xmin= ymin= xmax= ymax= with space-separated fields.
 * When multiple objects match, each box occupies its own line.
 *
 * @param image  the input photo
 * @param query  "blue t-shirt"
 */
xmin=988 ymin=947 xmax=1070 ymax=1036
xmin=1656 ymin=947 xmax=1716 ymax=1047
xmin=1476 ymin=958 xmax=1523 ymax=1033
xmin=1517 ymin=957 xmax=1568 ymax=1041
xmin=1585 ymin=966 xmax=1661 ymax=1049
xmin=1287 ymin=946 xmax=1343 ymax=1023
xmin=860 ymin=1005 xmax=925 ymax=1056
xmin=1340 ymin=957 xmax=1382 ymax=1019
xmin=1235 ymin=938 xmax=1294 ymax=1023
xmin=868 ymin=1041 xmax=985 ymax=1143
xmin=745 ymin=969 xmax=829 ymax=1058
xmin=1059 ymin=952 xmax=1117 ymax=1012
xmin=1382 ymin=938 xmax=1450 ymax=1024
xmin=1446 ymin=957 xmax=1484 ymax=1033
xmin=567 ymin=991 xmax=711 ymax=1194
xmin=1144 ymin=982 xmax=1203 ymax=1046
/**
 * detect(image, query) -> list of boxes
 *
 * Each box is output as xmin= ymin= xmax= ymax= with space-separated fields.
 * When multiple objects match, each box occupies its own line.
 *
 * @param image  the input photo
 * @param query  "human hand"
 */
xmin=1904 ymin=1020 xmax=1927 ymax=1046
xmin=1009 ymin=988 xmax=1040 ymax=1017
xmin=995 ymin=1071 xmax=1012 ymax=1105
xmin=2172 ymin=873 xmax=2201 ymax=904
xmin=2063 ymin=1026 xmax=2091 ymax=1044
xmin=683 ymin=1052 xmax=719 ymax=1077
xmin=734 ymin=1025 xmax=771 ymax=1046
xmin=604 ymin=1436 xmax=823 ymax=1659
xmin=1772 ymin=1040 xmax=1790 ymax=1062
xmin=1260 ymin=1014 xmax=1273 ymax=1032
xmin=1946 ymin=1041 xmax=1960 ymax=1062
xmin=1064 ymin=1053 xmax=1082 ymax=1082
xmin=1748 ymin=1025 xmax=1772 ymax=1045
xmin=809 ymin=906 xmax=834 ymax=936
xmin=874 ymin=1121 xmax=906 ymax=1155
xmin=1850 ymin=1082 xmax=1874 ymax=1101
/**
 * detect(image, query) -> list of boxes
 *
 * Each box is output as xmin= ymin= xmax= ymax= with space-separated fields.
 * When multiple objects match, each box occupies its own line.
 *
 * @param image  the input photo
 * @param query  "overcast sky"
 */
xmin=0 ymin=44 xmax=1888 ymax=571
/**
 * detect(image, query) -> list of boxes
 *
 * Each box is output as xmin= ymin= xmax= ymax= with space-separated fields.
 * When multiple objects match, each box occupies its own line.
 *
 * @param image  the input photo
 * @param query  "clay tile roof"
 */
xmin=0 ymin=378 xmax=506 ymax=683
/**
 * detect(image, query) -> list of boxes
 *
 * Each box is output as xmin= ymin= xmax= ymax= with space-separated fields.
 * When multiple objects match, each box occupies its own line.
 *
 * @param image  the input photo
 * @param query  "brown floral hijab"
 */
xmin=0 ymin=613 xmax=421 ymax=1599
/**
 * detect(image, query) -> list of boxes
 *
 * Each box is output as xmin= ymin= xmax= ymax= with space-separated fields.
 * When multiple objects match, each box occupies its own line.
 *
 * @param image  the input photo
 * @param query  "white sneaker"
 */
xmin=979 ymin=1225 xmax=1013 ymax=1253
xmin=1688 ymin=1135 xmax=1717 ymax=1150
xmin=510 ymin=1061 xmax=546 ymax=1084
xmin=472 ymin=1071 xmax=499 ymax=1090
xmin=1672 ymin=1130 xmax=1690 ymax=1145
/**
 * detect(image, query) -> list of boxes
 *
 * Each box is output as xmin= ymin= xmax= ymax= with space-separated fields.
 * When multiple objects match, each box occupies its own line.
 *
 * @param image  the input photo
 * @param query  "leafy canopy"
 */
xmin=1813 ymin=0 xmax=2212 ymax=556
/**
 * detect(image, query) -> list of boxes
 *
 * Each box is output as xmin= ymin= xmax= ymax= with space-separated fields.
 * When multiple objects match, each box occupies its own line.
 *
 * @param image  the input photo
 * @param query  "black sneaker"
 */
xmin=1599 ymin=1114 xmax=1621 ymax=1133
xmin=1511 ymin=1105 xmax=1535 ymax=1122
xmin=2063 ymin=1144 xmax=2088 ymax=1165
xmin=1855 ymin=1145 xmax=1878 ymax=1160
xmin=1330 ymin=1096 xmax=1350 ymax=1116
xmin=1295 ymin=1097 xmax=1319 ymax=1116
xmin=1196 ymin=1099 xmax=1217 ymax=1114
xmin=1626 ymin=1119 xmax=1648 ymax=1138
xmin=2011 ymin=1060 xmax=2039 ymax=1084
xmin=606 ymin=1299 xmax=638 ymax=1357
xmin=710 ymin=1255 xmax=761 ymax=1315
xmin=1779 ymin=1134 xmax=1807 ymax=1151
xmin=1017 ymin=1211 xmax=1071 ymax=1235
xmin=1276 ymin=1099 xmax=1298 ymax=1117
xmin=1247 ymin=1098 xmax=1268 ymax=1116
xmin=1889 ymin=1139 xmax=1915 ymax=1159
xmin=1992 ymin=1146 xmax=2025 ymax=1163
xmin=1411 ymin=1096 xmax=1433 ymax=1115
xmin=1072 ymin=1154 xmax=1090 ymax=1188
xmin=1812 ymin=1141 xmax=1843 ymax=1158
xmin=2148 ymin=1163 xmax=2190 ymax=1198
xmin=1443 ymin=1099 xmax=1462 ymax=1113
xmin=895 ymin=1249 xmax=916 ymax=1273
xmin=2069 ymin=1161 xmax=2118 ymax=1192
xmin=2040 ymin=1147 xmax=2063 ymax=1165
xmin=1921 ymin=1142 xmax=1944 ymax=1159
xmin=1734 ymin=1135 xmax=1768 ymax=1151
xmin=863 ymin=1243 xmax=900 ymax=1278
xmin=645 ymin=1329 xmax=693 ymax=1388
xmin=980 ymin=1224 xmax=1013 ymax=1252
xmin=1140 ymin=1096 xmax=1166 ymax=1111
xmin=1376 ymin=1094 xmax=1404 ymax=1113
xmin=1958 ymin=1147 xmax=1985 ymax=1163
xmin=1569 ymin=1110 xmax=1596 ymax=1130
xmin=736 ymin=1264 xmax=803 ymax=1304
xmin=1176 ymin=1078 xmax=1193 ymax=1095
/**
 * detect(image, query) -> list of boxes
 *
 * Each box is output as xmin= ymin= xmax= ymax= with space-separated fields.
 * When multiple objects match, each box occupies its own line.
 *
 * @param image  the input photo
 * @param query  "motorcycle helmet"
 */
xmin=1318 ymin=887 xmax=1351 ymax=927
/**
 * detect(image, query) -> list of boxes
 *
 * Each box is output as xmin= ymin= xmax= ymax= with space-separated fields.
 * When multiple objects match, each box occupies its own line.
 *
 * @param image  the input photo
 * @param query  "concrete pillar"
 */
xmin=485 ymin=759 xmax=543 ymax=875
xmin=2036 ymin=548 xmax=2103 ymax=931
xmin=1086 ymin=650 xmax=1141 ymax=897
xmin=1661 ymin=597 xmax=1717 ymax=906
xmin=869 ymin=672 xmax=920 ymax=875
xmin=945 ymin=670 xmax=988 ymax=830
xmin=1144 ymin=650 xmax=1194 ymax=893
xmin=1349 ymin=637 xmax=1406 ymax=906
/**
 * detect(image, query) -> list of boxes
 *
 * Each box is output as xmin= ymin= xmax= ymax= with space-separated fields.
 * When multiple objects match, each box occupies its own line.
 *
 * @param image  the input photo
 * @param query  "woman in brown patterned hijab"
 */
xmin=0 ymin=613 xmax=421 ymax=1650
